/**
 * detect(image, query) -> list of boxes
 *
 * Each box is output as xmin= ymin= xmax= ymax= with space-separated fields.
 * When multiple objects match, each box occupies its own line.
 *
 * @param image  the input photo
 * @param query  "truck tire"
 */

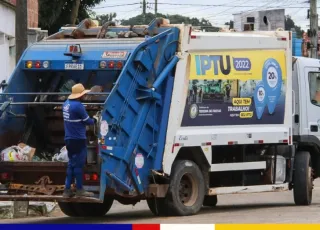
xmin=147 ymin=198 xmax=169 ymax=216
xmin=293 ymin=151 xmax=313 ymax=206
xmin=74 ymin=198 xmax=114 ymax=217
xmin=58 ymin=202 xmax=78 ymax=217
xmin=58 ymin=197 xmax=114 ymax=217
xmin=203 ymin=195 xmax=218 ymax=207
xmin=166 ymin=160 xmax=205 ymax=216
xmin=146 ymin=198 xmax=167 ymax=216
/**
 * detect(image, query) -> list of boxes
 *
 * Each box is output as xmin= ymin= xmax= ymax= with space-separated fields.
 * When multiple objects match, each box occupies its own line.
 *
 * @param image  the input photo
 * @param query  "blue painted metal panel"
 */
xmin=21 ymin=41 xmax=140 ymax=71
xmin=292 ymin=32 xmax=302 ymax=57
xmin=0 ymin=19 xmax=180 ymax=203
xmin=293 ymin=38 xmax=302 ymax=57
xmin=99 ymin=28 xmax=180 ymax=199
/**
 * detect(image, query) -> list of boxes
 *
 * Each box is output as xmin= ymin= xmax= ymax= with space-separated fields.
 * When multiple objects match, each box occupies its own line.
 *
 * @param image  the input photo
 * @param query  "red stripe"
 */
xmin=133 ymin=224 xmax=160 ymax=230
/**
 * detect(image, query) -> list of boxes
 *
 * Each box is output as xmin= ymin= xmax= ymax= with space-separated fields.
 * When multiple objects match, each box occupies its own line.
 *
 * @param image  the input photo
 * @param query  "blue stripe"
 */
xmin=0 ymin=224 xmax=133 ymax=229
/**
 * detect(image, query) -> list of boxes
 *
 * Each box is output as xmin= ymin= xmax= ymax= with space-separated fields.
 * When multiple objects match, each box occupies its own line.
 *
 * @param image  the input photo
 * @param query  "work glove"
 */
xmin=93 ymin=115 xmax=99 ymax=123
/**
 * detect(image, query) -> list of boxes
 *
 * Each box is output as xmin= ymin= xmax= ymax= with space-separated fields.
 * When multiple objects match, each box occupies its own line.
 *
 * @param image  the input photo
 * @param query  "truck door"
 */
xmin=305 ymin=68 xmax=320 ymax=138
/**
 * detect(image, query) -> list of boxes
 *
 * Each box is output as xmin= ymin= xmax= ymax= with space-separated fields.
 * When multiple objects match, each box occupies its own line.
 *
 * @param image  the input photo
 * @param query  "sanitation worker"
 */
xmin=62 ymin=83 xmax=97 ymax=198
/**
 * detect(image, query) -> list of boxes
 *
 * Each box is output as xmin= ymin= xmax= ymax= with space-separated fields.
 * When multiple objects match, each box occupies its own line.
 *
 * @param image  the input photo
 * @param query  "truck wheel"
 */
xmin=58 ymin=202 xmax=78 ymax=217
xmin=58 ymin=197 xmax=114 ymax=217
xmin=74 ymin=198 xmax=114 ymax=217
xmin=166 ymin=160 xmax=205 ymax=216
xmin=146 ymin=198 xmax=167 ymax=216
xmin=293 ymin=151 xmax=313 ymax=205
xmin=203 ymin=195 xmax=218 ymax=207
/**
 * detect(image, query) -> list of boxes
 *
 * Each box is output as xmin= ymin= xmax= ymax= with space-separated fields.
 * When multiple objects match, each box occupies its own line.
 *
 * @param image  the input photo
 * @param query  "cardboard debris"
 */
xmin=0 ymin=202 xmax=13 ymax=219
xmin=0 ymin=201 xmax=57 ymax=219
xmin=28 ymin=202 xmax=57 ymax=217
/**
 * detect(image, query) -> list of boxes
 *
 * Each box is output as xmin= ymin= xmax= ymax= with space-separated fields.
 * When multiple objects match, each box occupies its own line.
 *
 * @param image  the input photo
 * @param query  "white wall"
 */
xmin=0 ymin=3 xmax=15 ymax=83
xmin=233 ymin=9 xmax=285 ymax=32
xmin=0 ymin=4 xmax=15 ymax=37
xmin=233 ymin=14 xmax=242 ymax=31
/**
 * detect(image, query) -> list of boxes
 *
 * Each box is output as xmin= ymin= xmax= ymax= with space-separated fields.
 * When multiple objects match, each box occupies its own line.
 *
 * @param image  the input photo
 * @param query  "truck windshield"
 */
xmin=309 ymin=72 xmax=320 ymax=106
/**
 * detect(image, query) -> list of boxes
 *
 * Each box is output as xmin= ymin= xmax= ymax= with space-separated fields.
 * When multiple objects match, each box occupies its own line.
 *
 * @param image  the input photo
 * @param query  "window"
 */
xmin=309 ymin=72 xmax=320 ymax=106
xmin=247 ymin=17 xmax=255 ymax=23
xmin=244 ymin=23 xmax=254 ymax=31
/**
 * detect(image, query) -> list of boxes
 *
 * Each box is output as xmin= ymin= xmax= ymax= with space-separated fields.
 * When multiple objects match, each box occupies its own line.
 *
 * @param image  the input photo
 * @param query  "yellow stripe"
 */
xmin=216 ymin=224 xmax=320 ymax=230
xmin=8 ymin=151 xmax=14 ymax=161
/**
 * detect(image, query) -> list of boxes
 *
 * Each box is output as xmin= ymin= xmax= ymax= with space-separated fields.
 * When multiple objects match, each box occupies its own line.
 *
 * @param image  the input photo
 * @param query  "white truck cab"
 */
xmin=293 ymin=57 xmax=320 ymax=140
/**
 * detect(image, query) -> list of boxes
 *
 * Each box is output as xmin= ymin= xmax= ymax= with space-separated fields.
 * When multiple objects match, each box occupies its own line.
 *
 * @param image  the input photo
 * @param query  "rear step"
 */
xmin=0 ymin=195 xmax=102 ymax=203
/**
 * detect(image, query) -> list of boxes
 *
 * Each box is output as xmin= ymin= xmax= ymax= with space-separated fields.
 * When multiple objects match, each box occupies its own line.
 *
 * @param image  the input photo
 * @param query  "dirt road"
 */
xmin=1 ymin=180 xmax=320 ymax=224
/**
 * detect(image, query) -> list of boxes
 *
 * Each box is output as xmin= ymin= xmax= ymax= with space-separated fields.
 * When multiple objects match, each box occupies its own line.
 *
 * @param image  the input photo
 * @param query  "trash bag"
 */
xmin=0 ymin=146 xmax=28 ymax=162
xmin=52 ymin=146 xmax=69 ymax=162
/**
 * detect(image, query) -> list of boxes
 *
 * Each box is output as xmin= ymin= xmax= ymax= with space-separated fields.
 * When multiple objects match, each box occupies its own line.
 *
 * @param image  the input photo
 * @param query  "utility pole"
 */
xmin=310 ymin=0 xmax=318 ymax=59
xmin=155 ymin=0 xmax=158 ymax=15
xmin=15 ymin=0 xmax=28 ymax=63
xmin=142 ymin=0 xmax=146 ymax=15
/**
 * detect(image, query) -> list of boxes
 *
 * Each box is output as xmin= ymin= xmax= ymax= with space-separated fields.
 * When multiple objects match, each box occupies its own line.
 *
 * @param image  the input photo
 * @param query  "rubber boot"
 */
xmin=62 ymin=189 xmax=74 ymax=198
xmin=76 ymin=189 xmax=94 ymax=197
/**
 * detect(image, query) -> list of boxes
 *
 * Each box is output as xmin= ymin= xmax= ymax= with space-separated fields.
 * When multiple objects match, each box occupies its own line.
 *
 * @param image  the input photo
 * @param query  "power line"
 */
xmin=93 ymin=3 xmax=140 ymax=9
xmin=155 ymin=2 xmax=317 ymax=8
xmin=205 ymin=1 xmax=295 ymax=19
xmin=95 ymin=7 xmax=141 ymax=15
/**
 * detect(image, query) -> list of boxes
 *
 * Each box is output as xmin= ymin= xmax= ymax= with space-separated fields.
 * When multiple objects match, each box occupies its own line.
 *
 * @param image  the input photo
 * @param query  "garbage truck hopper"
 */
xmin=0 ymin=18 xmax=188 ymax=211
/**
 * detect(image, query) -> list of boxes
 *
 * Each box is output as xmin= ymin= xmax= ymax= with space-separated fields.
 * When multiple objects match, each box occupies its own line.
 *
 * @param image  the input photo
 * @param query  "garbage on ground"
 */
xmin=52 ymin=146 xmax=69 ymax=162
xmin=28 ymin=202 xmax=57 ymax=217
xmin=0 ymin=143 xmax=35 ymax=162
xmin=0 ymin=201 xmax=57 ymax=219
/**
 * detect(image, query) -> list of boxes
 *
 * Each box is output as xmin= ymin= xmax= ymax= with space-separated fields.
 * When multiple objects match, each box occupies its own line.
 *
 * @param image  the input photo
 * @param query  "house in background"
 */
xmin=0 ymin=0 xmax=47 ymax=84
xmin=233 ymin=9 xmax=285 ymax=32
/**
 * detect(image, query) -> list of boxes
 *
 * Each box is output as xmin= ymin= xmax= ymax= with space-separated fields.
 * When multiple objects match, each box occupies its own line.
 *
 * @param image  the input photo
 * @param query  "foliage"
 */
xmin=225 ymin=20 xmax=234 ymax=29
xmin=95 ymin=13 xmax=117 ymax=25
xmin=285 ymin=15 xmax=304 ymax=38
xmin=121 ymin=13 xmax=220 ymax=32
xmin=39 ymin=0 xmax=104 ymax=35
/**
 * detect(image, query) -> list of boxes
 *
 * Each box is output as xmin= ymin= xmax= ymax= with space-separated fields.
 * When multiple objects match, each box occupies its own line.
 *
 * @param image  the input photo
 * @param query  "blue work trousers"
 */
xmin=64 ymin=139 xmax=87 ymax=190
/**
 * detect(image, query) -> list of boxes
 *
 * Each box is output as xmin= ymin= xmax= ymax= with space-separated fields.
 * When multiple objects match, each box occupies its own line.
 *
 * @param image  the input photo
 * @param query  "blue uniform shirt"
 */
xmin=63 ymin=99 xmax=94 ymax=140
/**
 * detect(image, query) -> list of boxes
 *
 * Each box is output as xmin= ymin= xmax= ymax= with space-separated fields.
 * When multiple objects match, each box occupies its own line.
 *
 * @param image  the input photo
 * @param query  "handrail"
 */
xmin=0 ymin=102 xmax=104 ymax=106
xmin=0 ymin=92 xmax=110 ymax=96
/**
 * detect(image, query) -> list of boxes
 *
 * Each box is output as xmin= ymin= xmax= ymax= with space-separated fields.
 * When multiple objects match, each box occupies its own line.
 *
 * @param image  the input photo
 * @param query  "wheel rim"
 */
xmin=178 ymin=173 xmax=198 ymax=207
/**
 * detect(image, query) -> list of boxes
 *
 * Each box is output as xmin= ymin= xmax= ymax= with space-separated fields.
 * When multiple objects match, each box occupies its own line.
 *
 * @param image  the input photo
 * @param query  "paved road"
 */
xmin=2 ymin=180 xmax=320 ymax=224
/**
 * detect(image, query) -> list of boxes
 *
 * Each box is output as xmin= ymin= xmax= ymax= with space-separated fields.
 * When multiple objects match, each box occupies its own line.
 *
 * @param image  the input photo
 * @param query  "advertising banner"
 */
xmin=181 ymin=50 xmax=287 ymax=126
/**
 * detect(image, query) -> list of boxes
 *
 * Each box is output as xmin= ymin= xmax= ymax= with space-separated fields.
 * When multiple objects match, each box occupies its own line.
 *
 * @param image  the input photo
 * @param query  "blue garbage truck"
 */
xmin=0 ymin=18 xmax=318 ymax=217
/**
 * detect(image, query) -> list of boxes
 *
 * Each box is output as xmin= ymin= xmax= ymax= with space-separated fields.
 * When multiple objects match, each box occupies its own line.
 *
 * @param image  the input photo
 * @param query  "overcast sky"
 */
xmin=92 ymin=0 xmax=314 ymax=30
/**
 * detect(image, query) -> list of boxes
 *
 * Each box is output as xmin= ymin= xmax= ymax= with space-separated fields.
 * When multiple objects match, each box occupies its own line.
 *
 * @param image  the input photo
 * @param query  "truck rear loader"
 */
xmin=0 ymin=18 xmax=319 ymax=217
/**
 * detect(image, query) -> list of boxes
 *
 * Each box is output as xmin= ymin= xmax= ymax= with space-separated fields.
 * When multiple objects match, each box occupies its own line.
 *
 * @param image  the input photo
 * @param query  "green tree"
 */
xmin=95 ymin=13 xmax=117 ymax=25
xmin=225 ymin=20 xmax=234 ymax=29
xmin=39 ymin=0 xmax=104 ymax=35
xmin=121 ymin=13 xmax=220 ymax=32
xmin=285 ymin=15 xmax=304 ymax=38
